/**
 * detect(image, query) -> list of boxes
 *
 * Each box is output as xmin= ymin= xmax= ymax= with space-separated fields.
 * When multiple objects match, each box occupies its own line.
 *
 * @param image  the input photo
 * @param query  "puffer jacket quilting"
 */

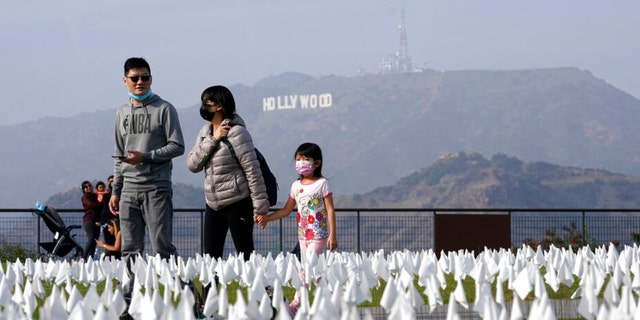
xmin=186 ymin=115 xmax=270 ymax=215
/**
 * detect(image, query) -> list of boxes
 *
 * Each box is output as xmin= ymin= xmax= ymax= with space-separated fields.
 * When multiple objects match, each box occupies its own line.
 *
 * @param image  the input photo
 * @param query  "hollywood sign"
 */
xmin=263 ymin=93 xmax=332 ymax=112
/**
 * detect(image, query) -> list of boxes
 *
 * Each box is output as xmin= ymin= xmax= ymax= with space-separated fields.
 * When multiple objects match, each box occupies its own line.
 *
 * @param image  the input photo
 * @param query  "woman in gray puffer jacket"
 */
xmin=186 ymin=85 xmax=270 ymax=263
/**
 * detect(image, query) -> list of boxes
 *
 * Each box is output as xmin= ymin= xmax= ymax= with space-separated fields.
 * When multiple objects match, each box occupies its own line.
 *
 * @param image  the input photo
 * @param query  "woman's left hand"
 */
xmin=254 ymin=214 xmax=269 ymax=229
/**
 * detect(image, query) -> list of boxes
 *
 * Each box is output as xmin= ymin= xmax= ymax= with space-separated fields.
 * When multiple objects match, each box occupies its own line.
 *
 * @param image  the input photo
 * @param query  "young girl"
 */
xmin=95 ymin=181 xmax=109 ymax=203
xmin=257 ymin=142 xmax=338 ymax=315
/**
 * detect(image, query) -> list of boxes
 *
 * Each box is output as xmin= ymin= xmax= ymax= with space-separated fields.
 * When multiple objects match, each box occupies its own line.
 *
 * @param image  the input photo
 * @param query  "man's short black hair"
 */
xmin=124 ymin=57 xmax=151 ymax=75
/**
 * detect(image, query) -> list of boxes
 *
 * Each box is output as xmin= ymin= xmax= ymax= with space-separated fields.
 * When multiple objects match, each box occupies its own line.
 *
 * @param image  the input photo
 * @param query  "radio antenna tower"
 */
xmin=379 ymin=3 xmax=413 ymax=73
xmin=396 ymin=7 xmax=413 ymax=72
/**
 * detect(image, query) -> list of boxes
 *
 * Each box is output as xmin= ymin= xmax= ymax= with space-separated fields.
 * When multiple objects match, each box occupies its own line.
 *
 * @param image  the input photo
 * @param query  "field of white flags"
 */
xmin=1 ymin=243 xmax=640 ymax=319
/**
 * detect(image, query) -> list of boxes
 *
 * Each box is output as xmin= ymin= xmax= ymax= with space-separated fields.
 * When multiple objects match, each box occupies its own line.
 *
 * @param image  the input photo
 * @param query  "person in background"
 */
xmin=256 ymin=142 xmax=338 ymax=316
xmin=107 ymin=175 xmax=114 ymax=191
xmin=80 ymin=180 xmax=100 ymax=260
xmin=99 ymin=175 xmax=118 ymax=258
xmin=95 ymin=181 xmax=109 ymax=204
xmin=108 ymin=57 xmax=185 ymax=319
xmin=96 ymin=218 xmax=122 ymax=259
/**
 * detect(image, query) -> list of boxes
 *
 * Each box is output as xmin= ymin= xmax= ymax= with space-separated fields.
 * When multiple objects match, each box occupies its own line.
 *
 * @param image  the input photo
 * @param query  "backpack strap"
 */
xmin=219 ymin=120 xmax=239 ymax=161
xmin=221 ymin=138 xmax=239 ymax=162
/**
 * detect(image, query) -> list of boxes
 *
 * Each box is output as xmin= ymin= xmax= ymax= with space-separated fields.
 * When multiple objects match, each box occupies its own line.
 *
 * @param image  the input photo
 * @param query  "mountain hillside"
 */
xmin=335 ymin=152 xmax=640 ymax=208
xmin=2 ymin=67 xmax=640 ymax=207
xmin=45 ymin=183 xmax=204 ymax=209
xmin=45 ymin=152 xmax=640 ymax=210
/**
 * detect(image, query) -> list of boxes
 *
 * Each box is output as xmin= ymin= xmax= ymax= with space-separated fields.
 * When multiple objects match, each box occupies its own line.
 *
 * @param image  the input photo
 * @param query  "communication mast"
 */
xmin=396 ymin=8 xmax=413 ymax=72
xmin=380 ymin=6 xmax=413 ymax=73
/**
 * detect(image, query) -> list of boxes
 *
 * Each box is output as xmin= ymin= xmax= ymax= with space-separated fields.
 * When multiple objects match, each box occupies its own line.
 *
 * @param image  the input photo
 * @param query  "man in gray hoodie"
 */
xmin=108 ymin=57 xmax=185 ymax=317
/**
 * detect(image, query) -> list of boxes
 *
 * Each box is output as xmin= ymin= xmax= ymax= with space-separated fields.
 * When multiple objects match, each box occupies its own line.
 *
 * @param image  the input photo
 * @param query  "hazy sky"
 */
xmin=1 ymin=1 xmax=638 ymax=126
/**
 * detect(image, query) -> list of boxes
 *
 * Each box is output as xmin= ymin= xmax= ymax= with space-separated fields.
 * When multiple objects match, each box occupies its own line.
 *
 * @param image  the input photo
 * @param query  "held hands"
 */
xmin=254 ymin=214 xmax=269 ymax=229
xmin=95 ymin=239 xmax=106 ymax=249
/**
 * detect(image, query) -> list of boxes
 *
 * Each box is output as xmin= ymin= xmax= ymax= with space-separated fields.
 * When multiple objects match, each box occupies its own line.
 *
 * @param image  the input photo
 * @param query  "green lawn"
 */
xmin=26 ymin=268 xmax=592 ymax=314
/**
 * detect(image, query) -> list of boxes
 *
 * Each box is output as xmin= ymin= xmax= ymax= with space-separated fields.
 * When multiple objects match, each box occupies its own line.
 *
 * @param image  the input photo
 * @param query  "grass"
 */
xmin=4 ymin=263 xmax=598 ymax=306
xmin=360 ymin=271 xmax=585 ymax=307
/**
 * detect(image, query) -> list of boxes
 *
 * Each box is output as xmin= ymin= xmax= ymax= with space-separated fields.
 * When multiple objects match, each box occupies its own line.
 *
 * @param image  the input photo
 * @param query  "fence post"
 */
xmin=280 ymin=218 xmax=284 ymax=253
xmin=509 ymin=210 xmax=512 ymax=249
xmin=200 ymin=209 xmax=205 ymax=254
xmin=356 ymin=210 xmax=360 ymax=253
xmin=37 ymin=215 xmax=42 ymax=255
xmin=433 ymin=210 xmax=437 ymax=252
xmin=582 ymin=210 xmax=586 ymax=244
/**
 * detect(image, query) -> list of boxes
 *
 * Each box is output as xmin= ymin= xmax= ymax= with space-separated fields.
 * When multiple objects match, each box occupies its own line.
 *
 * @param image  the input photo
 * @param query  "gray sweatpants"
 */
xmin=118 ymin=189 xmax=178 ymax=259
xmin=119 ymin=189 xmax=178 ymax=307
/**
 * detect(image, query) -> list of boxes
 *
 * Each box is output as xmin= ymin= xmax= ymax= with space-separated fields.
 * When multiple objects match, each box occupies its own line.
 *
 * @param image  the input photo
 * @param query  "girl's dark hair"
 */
xmin=199 ymin=85 xmax=236 ymax=121
xmin=96 ymin=181 xmax=105 ymax=188
xmin=295 ymin=142 xmax=323 ymax=178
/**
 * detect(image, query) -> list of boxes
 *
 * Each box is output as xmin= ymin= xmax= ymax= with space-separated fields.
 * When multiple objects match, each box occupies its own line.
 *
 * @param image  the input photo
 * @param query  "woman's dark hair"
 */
xmin=295 ymin=142 xmax=323 ymax=178
xmin=81 ymin=180 xmax=91 ymax=191
xmin=199 ymin=85 xmax=236 ymax=121
xmin=123 ymin=57 xmax=151 ymax=75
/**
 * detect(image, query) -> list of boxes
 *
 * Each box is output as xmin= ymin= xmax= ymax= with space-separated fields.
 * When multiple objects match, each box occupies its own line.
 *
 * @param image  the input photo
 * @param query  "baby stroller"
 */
xmin=32 ymin=204 xmax=83 ymax=260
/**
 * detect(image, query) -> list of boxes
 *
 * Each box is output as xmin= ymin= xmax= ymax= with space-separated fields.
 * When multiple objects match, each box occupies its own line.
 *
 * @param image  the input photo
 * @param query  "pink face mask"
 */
xmin=295 ymin=160 xmax=314 ymax=176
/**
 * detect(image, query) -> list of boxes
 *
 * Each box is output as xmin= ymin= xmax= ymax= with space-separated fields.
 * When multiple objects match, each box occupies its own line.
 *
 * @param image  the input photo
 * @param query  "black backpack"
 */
xmin=253 ymin=148 xmax=278 ymax=206
xmin=222 ymin=140 xmax=278 ymax=206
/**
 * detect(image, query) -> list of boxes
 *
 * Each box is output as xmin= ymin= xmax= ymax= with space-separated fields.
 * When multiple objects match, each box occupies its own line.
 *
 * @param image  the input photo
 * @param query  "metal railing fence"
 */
xmin=0 ymin=208 xmax=639 ymax=258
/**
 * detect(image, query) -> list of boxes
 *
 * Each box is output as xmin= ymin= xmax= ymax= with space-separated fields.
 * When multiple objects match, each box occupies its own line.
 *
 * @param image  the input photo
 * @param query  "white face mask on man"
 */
xmin=295 ymin=160 xmax=314 ymax=176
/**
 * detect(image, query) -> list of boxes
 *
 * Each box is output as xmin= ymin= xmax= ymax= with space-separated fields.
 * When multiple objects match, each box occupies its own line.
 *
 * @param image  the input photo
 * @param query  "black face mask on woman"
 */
xmin=199 ymin=103 xmax=214 ymax=121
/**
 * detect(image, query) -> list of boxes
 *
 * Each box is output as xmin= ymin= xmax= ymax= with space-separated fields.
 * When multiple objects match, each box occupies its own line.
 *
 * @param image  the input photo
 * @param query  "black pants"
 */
xmin=83 ymin=221 xmax=100 ymax=260
xmin=204 ymin=197 xmax=255 ymax=261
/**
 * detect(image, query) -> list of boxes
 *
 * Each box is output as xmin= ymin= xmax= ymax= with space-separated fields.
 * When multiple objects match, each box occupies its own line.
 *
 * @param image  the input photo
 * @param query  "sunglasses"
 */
xmin=127 ymin=75 xmax=151 ymax=82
